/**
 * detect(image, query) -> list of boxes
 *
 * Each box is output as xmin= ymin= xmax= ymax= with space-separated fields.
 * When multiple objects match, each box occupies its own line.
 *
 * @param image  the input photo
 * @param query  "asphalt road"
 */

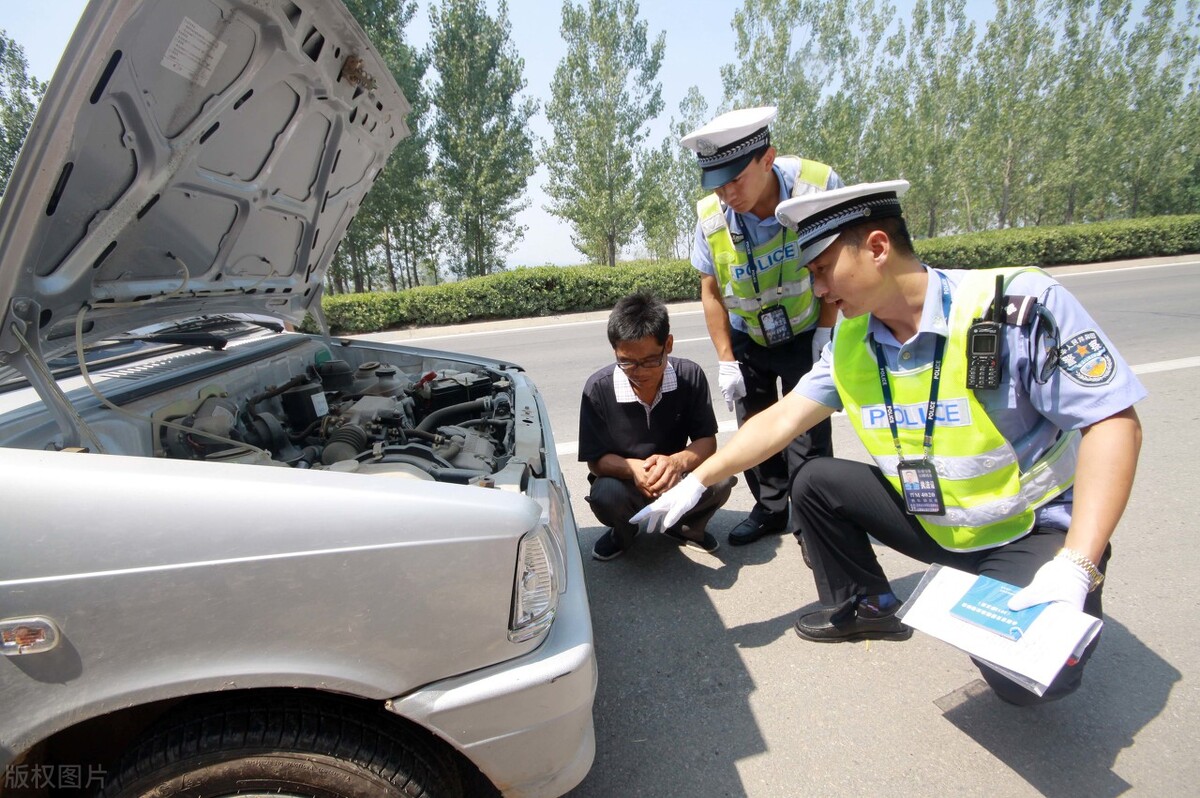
xmin=365 ymin=255 xmax=1200 ymax=797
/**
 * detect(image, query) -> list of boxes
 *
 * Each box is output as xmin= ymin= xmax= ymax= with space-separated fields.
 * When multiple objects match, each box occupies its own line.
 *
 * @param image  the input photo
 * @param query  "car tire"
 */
xmin=97 ymin=693 xmax=464 ymax=798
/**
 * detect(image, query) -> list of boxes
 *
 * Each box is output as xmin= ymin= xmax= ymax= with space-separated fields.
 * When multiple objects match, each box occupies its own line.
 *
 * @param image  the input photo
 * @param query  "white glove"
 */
xmin=1007 ymin=556 xmax=1091 ymax=613
xmin=811 ymin=326 xmax=833 ymax=363
xmin=717 ymin=361 xmax=746 ymax=411
xmin=629 ymin=474 xmax=706 ymax=533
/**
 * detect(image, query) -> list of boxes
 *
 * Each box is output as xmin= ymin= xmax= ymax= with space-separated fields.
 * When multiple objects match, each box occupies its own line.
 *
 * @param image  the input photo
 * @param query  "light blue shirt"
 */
xmin=691 ymin=159 xmax=844 ymax=334
xmin=795 ymin=266 xmax=1148 ymax=530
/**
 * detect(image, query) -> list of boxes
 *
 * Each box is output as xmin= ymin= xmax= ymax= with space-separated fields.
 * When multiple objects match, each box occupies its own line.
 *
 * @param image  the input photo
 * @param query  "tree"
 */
xmin=0 ymin=31 xmax=46 ymax=197
xmin=429 ymin=0 xmax=537 ymax=279
xmin=1031 ymin=0 xmax=1117 ymax=224
xmin=637 ymin=87 xmax=708 ymax=261
xmin=340 ymin=0 xmax=436 ymax=292
xmin=543 ymin=0 xmax=665 ymax=267
xmin=715 ymin=0 xmax=1199 ymax=234
xmin=892 ymin=0 xmax=975 ymax=237
xmin=1117 ymin=0 xmax=1200 ymax=217
xmin=961 ymin=0 xmax=1056 ymax=228
xmin=720 ymin=0 xmax=903 ymax=180
xmin=634 ymin=143 xmax=677 ymax=260
xmin=721 ymin=0 xmax=823 ymax=156
xmin=803 ymin=0 xmax=899 ymax=180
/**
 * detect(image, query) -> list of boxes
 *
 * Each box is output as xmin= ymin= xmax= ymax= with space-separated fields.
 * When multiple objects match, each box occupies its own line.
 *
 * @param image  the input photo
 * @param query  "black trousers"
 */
xmin=586 ymin=475 xmax=736 ymax=547
xmin=792 ymin=457 xmax=1110 ymax=705
xmin=732 ymin=328 xmax=832 ymax=528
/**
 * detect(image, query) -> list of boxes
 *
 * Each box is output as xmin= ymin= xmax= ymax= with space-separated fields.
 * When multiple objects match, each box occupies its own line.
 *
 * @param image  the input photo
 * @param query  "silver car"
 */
xmin=0 ymin=1 xmax=595 ymax=796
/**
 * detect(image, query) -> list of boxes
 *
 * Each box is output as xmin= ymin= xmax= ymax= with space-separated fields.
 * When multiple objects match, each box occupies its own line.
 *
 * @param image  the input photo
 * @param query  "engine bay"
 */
xmin=0 ymin=331 xmax=546 ymax=488
xmin=151 ymin=354 xmax=520 ymax=484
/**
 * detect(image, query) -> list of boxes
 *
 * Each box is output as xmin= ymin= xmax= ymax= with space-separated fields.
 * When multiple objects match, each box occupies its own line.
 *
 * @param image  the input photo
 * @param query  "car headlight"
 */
xmin=509 ymin=524 xmax=560 ymax=643
xmin=528 ymin=477 xmax=569 ymax=592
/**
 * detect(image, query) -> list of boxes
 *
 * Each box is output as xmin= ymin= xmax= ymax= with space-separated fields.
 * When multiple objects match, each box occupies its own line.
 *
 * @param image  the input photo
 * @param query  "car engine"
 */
xmin=152 ymin=358 xmax=515 ymax=483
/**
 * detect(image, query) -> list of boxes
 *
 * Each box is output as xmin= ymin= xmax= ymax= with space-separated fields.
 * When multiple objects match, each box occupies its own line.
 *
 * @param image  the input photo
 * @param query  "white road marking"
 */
xmin=1131 ymin=356 xmax=1200 ymax=375
xmin=1056 ymin=260 xmax=1200 ymax=278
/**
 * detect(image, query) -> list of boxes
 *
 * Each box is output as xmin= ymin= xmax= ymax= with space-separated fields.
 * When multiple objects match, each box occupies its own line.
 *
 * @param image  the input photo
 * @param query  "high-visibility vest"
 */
xmin=832 ymin=267 xmax=1080 ymax=551
xmin=697 ymin=158 xmax=833 ymax=346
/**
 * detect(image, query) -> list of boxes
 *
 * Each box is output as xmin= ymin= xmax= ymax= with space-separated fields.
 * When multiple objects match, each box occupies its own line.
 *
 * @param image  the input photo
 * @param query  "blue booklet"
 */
xmin=948 ymin=574 xmax=1047 ymax=640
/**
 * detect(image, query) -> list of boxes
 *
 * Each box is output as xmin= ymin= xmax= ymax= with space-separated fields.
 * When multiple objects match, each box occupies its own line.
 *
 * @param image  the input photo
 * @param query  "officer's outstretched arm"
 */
xmin=692 ymin=390 xmax=836 ymax=489
xmin=630 ymin=393 xmax=836 ymax=532
xmin=1065 ymin=406 xmax=1143 ymax=565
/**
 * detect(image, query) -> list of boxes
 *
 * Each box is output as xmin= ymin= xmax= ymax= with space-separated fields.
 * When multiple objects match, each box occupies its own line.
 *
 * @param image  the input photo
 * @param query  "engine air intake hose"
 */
xmin=321 ymin=424 xmax=369 ymax=465
xmin=416 ymin=397 xmax=491 ymax=433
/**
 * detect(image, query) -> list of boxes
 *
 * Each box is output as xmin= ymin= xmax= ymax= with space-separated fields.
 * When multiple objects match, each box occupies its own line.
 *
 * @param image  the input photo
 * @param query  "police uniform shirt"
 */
xmin=794 ymin=267 xmax=1148 ymax=529
xmin=690 ymin=160 xmax=845 ymax=334
xmin=578 ymin=357 xmax=719 ymax=465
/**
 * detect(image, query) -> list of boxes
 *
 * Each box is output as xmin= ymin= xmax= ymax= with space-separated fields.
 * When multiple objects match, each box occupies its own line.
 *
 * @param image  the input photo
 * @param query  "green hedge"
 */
xmin=314 ymin=215 xmax=1200 ymax=334
xmin=315 ymin=260 xmax=699 ymax=333
xmin=915 ymin=214 xmax=1200 ymax=269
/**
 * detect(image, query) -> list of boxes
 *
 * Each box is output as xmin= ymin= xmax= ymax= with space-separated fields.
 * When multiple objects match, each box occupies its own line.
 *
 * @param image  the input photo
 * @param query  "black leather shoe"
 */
xmin=727 ymin=515 xmax=787 ymax=546
xmin=591 ymin=529 xmax=626 ymax=561
xmin=793 ymin=603 xmax=913 ymax=643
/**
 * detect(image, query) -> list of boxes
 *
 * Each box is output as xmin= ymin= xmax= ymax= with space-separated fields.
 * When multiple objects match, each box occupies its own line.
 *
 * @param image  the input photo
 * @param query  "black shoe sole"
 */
xmin=591 ymin=537 xmax=625 ymax=561
xmin=663 ymin=528 xmax=719 ymax=554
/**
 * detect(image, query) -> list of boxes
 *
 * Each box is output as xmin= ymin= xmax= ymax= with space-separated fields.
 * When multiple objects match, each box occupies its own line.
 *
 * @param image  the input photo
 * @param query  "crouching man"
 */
xmin=581 ymin=293 xmax=736 ymax=560
xmin=633 ymin=182 xmax=1144 ymax=704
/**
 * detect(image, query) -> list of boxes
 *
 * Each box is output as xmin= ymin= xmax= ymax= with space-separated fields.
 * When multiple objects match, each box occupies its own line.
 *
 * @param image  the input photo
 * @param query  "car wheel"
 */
xmin=98 ymin=694 xmax=464 ymax=798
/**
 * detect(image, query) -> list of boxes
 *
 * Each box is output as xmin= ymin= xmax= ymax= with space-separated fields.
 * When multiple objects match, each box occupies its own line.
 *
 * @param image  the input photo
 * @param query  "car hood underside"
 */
xmin=0 ymin=0 xmax=409 ymax=370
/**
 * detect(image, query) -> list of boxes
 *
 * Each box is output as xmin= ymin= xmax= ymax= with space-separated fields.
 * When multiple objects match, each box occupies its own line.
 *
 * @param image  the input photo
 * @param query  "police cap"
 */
xmin=680 ymin=106 xmax=777 ymax=190
xmin=775 ymin=179 xmax=910 ymax=266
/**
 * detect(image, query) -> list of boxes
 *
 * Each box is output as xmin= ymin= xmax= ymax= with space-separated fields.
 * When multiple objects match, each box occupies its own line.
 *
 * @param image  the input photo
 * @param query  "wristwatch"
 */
xmin=1056 ymin=547 xmax=1105 ymax=592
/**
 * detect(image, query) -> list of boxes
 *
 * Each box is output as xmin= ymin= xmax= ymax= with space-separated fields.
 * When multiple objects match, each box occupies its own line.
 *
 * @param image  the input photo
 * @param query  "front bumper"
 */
xmin=386 ymin=515 xmax=597 ymax=798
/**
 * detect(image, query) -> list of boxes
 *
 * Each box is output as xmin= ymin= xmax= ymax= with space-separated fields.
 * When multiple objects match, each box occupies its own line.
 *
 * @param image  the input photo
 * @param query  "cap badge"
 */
xmin=696 ymin=138 xmax=718 ymax=157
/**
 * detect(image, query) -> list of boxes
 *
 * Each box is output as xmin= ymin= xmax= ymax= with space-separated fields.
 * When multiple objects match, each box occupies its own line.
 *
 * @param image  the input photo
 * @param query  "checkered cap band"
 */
xmin=793 ymin=196 xmax=904 ymax=247
xmin=696 ymin=127 xmax=770 ymax=168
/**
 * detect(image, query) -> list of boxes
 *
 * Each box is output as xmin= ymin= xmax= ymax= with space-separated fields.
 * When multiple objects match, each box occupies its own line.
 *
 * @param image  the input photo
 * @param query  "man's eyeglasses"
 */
xmin=616 ymin=349 xmax=666 ymax=373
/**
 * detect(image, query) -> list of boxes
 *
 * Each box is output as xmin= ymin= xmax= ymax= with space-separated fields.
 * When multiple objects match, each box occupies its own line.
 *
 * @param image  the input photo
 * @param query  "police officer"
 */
xmin=634 ymin=180 xmax=1145 ymax=705
xmin=681 ymin=106 xmax=843 ymax=547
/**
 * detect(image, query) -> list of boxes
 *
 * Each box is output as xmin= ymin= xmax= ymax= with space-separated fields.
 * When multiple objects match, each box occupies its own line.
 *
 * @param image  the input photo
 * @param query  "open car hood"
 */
xmin=0 ymin=0 xmax=408 ymax=366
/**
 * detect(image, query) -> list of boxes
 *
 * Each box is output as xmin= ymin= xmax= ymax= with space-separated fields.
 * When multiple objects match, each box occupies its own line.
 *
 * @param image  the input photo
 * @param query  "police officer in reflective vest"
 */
xmin=682 ymin=106 xmax=843 ymax=547
xmin=634 ymin=180 xmax=1145 ymax=705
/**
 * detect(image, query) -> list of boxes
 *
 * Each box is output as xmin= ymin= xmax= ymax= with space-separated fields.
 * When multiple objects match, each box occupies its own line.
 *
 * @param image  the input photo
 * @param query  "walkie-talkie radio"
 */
xmin=966 ymin=275 xmax=1005 ymax=389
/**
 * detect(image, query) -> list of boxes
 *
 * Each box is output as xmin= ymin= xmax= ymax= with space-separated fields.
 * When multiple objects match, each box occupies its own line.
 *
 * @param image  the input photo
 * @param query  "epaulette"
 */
xmin=985 ymin=295 xmax=1038 ymax=326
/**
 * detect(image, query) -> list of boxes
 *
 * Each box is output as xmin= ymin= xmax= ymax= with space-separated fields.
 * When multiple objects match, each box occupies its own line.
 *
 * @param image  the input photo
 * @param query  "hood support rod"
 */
xmin=5 ymin=313 xmax=105 ymax=453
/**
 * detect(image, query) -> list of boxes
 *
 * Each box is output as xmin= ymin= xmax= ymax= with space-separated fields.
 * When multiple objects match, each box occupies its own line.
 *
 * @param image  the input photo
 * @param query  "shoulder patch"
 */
xmin=1057 ymin=331 xmax=1116 ymax=386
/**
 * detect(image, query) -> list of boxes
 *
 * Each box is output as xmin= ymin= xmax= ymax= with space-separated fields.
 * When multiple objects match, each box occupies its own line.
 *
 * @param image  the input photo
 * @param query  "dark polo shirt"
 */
xmin=578 ymin=357 xmax=718 ymax=464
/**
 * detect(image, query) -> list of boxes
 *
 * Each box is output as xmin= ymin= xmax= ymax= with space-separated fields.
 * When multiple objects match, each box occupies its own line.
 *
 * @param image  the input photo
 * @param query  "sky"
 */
xmin=0 ymin=0 xmax=744 ymax=268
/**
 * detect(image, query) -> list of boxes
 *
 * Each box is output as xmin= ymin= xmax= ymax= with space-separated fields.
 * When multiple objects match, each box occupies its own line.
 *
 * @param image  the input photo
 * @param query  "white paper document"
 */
xmin=897 ymin=564 xmax=1103 ymax=696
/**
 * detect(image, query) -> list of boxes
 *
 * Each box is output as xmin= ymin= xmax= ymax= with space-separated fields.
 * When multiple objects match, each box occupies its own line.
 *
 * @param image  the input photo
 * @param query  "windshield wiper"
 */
xmin=118 ymin=330 xmax=229 ymax=350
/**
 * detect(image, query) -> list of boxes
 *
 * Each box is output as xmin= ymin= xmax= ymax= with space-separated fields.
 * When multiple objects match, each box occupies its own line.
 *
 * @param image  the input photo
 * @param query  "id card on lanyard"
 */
xmin=738 ymin=215 xmax=794 ymax=347
xmin=874 ymin=272 xmax=953 ymax=516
